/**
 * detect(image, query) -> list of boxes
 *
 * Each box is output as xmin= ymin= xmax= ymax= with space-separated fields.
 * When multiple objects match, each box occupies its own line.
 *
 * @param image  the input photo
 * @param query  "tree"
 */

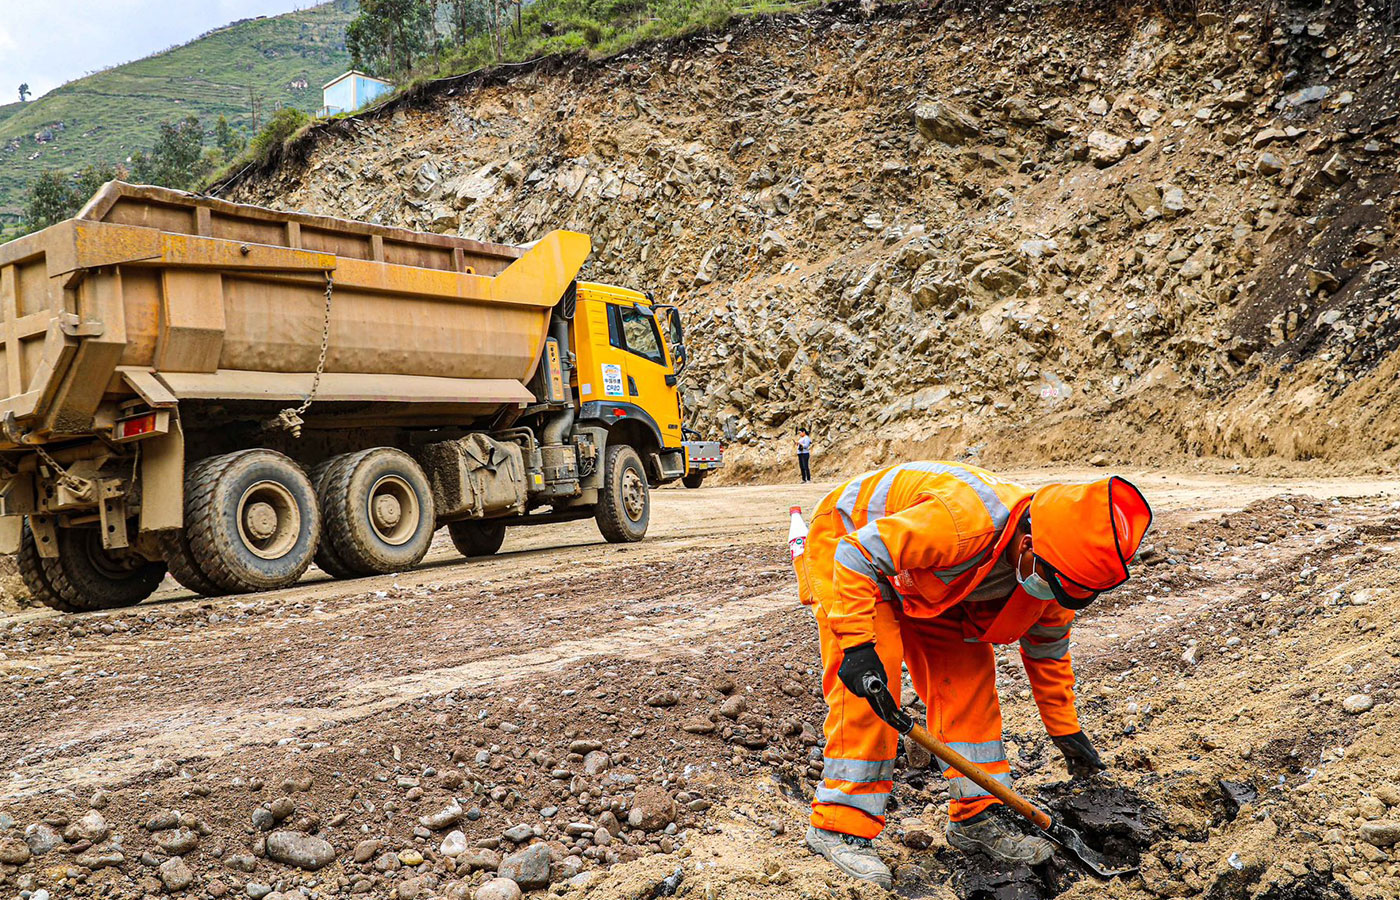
xmin=346 ymin=0 xmax=435 ymax=77
xmin=22 ymin=163 xmax=123 ymax=232
xmin=445 ymin=0 xmax=488 ymax=46
xmin=18 ymin=83 xmax=30 ymax=103
xmin=215 ymin=115 xmax=246 ymax=159
xmin=24 ymin=171 xmax=72 ymax=231
xmin=71 ymin=163 xmax=123 ymax=204
xmin=132 ymin=115 xmax=207 ymax=190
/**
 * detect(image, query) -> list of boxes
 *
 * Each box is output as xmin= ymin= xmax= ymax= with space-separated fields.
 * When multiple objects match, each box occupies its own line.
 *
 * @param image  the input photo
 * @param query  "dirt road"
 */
xmin=3 ymin=471 xmax=1399 ymax=900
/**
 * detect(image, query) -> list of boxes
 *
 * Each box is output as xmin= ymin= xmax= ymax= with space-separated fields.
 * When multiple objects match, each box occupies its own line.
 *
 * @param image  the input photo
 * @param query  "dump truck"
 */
xmin=0 ymin=182 xmax=710 ymax=612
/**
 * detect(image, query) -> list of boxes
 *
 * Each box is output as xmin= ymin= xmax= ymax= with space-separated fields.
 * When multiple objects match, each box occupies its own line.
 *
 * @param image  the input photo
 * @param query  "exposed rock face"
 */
xmin=231 ymin=1 xmax=1400 ymax=474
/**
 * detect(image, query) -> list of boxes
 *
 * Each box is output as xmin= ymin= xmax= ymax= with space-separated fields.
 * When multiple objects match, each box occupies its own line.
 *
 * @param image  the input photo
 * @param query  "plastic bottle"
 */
xmin=789 ymin=506 xmax=814 ymax=608
xmin=789 ymin=506 xmax=808 ymax=563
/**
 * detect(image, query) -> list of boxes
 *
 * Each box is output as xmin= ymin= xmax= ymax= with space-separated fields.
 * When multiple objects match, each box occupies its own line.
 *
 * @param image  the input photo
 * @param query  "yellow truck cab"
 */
xmin=573 ymin=282 xmax=684 ymax=465
xmin=572 ymin=282 xmax=723 ymax=490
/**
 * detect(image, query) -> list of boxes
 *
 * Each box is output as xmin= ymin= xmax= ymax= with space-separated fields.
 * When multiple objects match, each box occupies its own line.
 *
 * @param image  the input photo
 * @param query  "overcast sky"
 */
xmin=0 ymin=1 xmax=310 ymax=103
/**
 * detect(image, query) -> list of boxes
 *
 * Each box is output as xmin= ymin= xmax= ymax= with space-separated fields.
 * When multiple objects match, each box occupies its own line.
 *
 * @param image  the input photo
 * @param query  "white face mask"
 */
xmin=1015 ymin=551 xmax=1057 ymax=601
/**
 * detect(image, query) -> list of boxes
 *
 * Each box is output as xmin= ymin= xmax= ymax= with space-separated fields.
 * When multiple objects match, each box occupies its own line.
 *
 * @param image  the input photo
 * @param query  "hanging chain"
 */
xmin=264 ymin=271 xmax=334 ymax=437
xmin=32 ymin=441 xmax=93 ymax=499
xmin=297 ymin=271 xmax=335 ymax=418
xmin=1 ymin=412 xmax=92 ymax=499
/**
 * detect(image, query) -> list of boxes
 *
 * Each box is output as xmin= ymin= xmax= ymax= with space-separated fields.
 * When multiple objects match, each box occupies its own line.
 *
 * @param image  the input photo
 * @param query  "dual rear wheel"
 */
xmin=19 ymin=440 xmax=652 ymax=609
xmin=18 ymin=522 xmax=166 ymax=613
xmin=168 ymin=447 xmax=436 ymax=597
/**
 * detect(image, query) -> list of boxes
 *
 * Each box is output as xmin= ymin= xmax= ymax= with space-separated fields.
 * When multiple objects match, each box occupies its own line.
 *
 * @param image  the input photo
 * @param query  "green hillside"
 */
xmin=0 ymin=1 xmax=357 ymax=218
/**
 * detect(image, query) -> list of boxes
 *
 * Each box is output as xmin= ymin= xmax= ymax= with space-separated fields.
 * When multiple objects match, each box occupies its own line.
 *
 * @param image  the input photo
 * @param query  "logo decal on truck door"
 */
xmin=601 ymin=363 xmax=624 ymax=397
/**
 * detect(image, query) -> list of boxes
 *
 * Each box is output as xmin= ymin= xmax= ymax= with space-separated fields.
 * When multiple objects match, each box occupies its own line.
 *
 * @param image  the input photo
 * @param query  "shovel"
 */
xmin=859 ymin=672 xmax=1137 ymax=879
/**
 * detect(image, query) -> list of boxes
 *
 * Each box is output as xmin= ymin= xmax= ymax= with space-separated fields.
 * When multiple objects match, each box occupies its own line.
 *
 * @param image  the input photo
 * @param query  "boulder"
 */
xmin=1087 ymin=131 xmax=1130 ymax=168
xmin=474 ymin=879 xmax=523 ymax=900
xmin=1256 ymin=153 xmax=1284 ymax=175
xmin=497 ymin=843 xmax=551 ymax=889
xmin=421 ymin=801 xmax=464 ymax=831
xmin=0 ymin=837 xmax=32 ymax=866
xmin=457 ymin=847 xmax=500 ymax=872
xmin=159 ymin=856 xmax=194 ymax=891
xmin=1360 ymin=822 xmax=1400 ymax=847
xmin=24 ymin=822 xmax=62 ymax=856
xmin=913 ymin=99 xmax=981 ymax=145
xmin=265 ymin=831 xmax=335 ymax=871
xmin=627 ymin=785 xmax=676 ymax=832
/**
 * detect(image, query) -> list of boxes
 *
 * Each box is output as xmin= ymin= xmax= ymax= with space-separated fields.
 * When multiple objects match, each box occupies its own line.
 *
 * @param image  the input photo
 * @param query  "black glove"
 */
xmin=838 ymin=643 xmax=911 ymax=732
xmin=837 ymin=642 xmax=884 ymax=697
xmin=1052 ymin=731 xmax=1106 ymax=778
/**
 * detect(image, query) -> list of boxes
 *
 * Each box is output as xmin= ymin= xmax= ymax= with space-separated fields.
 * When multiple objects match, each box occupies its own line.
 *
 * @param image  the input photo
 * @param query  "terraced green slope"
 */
xmin=0 ymin=0 xmax=356 ymax=216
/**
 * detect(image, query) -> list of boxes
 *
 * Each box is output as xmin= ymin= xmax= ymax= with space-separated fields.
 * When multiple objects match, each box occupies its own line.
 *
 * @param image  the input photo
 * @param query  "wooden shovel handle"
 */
xmin=907 ymin=723 xmax=1052 ymax=830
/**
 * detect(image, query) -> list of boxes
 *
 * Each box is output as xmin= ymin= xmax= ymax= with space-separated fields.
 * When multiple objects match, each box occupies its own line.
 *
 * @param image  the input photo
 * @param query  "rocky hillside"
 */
xmin=227 ymin=0 xmax=1400 ymax=478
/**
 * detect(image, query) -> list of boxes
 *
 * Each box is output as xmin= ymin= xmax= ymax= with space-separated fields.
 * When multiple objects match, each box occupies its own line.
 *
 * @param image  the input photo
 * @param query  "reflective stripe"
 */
xmin=1027 ymin=623 xmax=1071 ymax=640
xmin=868 ymin=462 xmax=1011 ymax=530
xmin=945 ymin=740 xmax=1007 ymax=765
xmin=834 ymin=475 xmax=871 ymax=531
xmin=822 ymin=756 xmax=896 ymax=783
xmin=933 ymin=550 xmax=987 ymax=585
xmin=815 ymin=785 xmax=890 ymax=815
xmin=933 ymin=741 xmax=1007 ymax=773
xmin=853 ymin=522 xmax=897 ymax=576
xmin=947 ymin=770 xmax=1015 ymax=799
xmin=1020 ymin=636 xmax=1070 ymax=660
xmin=835 ymin=541 xmax=879 ymax=584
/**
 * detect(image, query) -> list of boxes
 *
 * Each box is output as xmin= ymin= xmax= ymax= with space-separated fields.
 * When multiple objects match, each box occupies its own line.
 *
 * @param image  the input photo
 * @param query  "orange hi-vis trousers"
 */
xmin=812 ymin=601 xmax=1011 ymax=838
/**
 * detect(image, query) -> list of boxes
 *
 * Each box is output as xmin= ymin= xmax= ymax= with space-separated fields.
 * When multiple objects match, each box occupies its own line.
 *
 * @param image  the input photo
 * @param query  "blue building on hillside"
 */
xmin=319 ymin=71 xmax=394 ymax=117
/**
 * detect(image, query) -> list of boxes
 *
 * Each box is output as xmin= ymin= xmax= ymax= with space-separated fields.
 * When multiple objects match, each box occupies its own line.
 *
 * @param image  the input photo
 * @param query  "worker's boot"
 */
xmin=946 ymin=810 xmax=1054 ymax=866
xmin=805 ymin=825 xmax=893 ymax=889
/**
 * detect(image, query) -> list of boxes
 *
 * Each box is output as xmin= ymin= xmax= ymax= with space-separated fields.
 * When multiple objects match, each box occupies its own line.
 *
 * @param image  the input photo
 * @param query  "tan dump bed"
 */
xmin=0 ymin=183 xmax=590 ymax=447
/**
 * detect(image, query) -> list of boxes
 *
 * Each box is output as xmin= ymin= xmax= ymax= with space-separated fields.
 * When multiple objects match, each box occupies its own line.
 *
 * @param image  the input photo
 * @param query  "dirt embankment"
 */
xmin=227 ymin=0 xmax=1400 ymax=478
xmin=1 ymin=477 xmax=1398 ymax=900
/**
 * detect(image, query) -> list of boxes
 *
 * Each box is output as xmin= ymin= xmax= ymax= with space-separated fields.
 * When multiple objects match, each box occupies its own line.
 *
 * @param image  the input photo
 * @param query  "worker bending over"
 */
xmin=795 ymin=461 xmax=1151 ymax=888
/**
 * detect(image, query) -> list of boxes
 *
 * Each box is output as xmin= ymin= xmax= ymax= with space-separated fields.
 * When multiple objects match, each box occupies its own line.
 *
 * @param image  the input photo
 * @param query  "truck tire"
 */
xmin=17 ymin=521 xmax=68 ymax=611
xmin=184 ymin=449 xmax=320 ymax=594
xmin=682 ymin=472 xmax=706 ymax=489
xmin=321 ymin=448 xmax=435 ymax=575
xmin=447 ymin=520 xmax=506 ymax=558
xmin=309 ymin=456 xmax=358 ymax=580
xmin=34 ymin=525 xmax=166 ymax=612
xmin=161 ymin=528 xmax=223 ymax=597
xmin=160 ymin=456 xmax=225 ymax=597
xmin=596 ymin=445 xmax=649 ymax=543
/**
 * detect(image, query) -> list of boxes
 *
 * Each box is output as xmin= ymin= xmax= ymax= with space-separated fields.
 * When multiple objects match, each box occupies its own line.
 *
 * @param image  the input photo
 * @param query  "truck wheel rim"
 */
xmin=237 ymin=481 xmax=301 ymax=560
xmin=82 ymin=530 xmax=143 ymax=579
xmin=621 ymin=468 xmax=646 ymax=522
xmin=368 ymin=474 xmax=418 ymax=546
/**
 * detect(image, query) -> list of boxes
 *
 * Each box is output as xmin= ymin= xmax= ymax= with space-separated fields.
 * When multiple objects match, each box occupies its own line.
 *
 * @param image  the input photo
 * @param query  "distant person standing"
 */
xmin=796 ymin=429 xmax=813 ymax=483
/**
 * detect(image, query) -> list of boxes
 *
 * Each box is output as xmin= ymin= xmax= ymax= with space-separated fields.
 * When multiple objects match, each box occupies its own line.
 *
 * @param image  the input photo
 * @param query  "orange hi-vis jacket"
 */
xmin=802 ymin=460 xmax=1082 ymax=736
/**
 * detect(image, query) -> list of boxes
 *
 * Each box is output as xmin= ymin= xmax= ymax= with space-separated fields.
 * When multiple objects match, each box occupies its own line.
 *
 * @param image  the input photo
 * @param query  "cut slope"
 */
xmin=228 ymin=0 xmax=1400 ymax=476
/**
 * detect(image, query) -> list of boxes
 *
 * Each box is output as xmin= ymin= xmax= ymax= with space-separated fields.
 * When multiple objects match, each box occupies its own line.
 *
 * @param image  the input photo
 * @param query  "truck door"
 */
xmin=606 ymin=302 xmax=682 ymax=447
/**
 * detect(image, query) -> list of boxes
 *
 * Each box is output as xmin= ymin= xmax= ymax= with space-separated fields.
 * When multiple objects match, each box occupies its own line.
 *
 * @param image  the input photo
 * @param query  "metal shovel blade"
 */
xmin=863 ymin=686 xmax=1139 ymax=880
xmin=1045 ymin=819 xmax=1138 ymax=878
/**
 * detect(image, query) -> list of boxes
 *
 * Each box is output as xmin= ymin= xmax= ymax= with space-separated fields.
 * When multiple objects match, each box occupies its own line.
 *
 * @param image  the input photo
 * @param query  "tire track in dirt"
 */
xmin=1 ymin=545 xmax=792 ymax=801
